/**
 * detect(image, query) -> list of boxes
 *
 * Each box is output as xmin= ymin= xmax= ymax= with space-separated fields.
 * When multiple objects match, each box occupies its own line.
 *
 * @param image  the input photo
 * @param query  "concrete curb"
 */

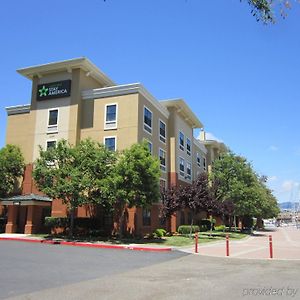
xmin=0 ymin=236 xmax=172 ymax=252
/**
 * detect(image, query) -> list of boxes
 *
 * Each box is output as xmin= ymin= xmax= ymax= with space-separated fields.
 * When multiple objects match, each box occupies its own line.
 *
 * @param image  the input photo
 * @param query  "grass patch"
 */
xmin=29 ymin=231 xmax=248 ymax=247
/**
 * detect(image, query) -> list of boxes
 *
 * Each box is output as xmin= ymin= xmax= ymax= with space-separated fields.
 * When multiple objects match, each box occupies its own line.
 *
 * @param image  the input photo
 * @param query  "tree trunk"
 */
xmin=234 ymin=215 xmax=237 ymax=232
xmin=189 ymin=217 xmax=194 ymax=239
xmin=69 ymin=206 xmax=75 ymax=238
xmin=119 ymin=208 xmax=125 ymax=238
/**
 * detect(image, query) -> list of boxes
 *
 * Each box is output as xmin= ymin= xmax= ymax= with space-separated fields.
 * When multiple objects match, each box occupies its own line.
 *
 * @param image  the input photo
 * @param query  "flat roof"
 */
xmin=17 ymin=57 xmax=115 ymax=87
xmin=0 ymin=194 xmax=52 ymax=206
xmin=160 ymin=99 xmax=203 ymax=128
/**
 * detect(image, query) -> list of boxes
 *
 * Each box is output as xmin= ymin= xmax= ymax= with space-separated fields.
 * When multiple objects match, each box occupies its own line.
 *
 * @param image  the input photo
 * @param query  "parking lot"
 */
xmin=0 ymin=241 xmax=185 ymax=299
xmin=1 ymin=239 xmax=299 ymax=300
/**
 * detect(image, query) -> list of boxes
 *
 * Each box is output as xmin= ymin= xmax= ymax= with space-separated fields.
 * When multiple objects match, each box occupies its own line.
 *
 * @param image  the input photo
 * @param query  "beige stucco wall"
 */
xmin=81 ymin=93 xmax=139 ymax=150
xmin=170 ymin=109 xmax=194 ymax=184
xmin=192 ymin=141 xmax=206 ymax=180
xmin=137 ymin=94 xmax=168 ymax=184
xmin=6 ymin=111 xmax=36 ymax=163
xmin=32 ymin=97 xmax=71 ymax=161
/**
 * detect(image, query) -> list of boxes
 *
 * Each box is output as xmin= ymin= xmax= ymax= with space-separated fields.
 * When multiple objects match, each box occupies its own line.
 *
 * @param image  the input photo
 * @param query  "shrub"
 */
xmin=153 ymin=228 xmax=167 ymax=238
xmin=215 ymin=225 xmax=226 ymax=231
xmin=199 ymin=225 xmax=208 ymax=232
xmin=44 ymin=217 xmax=104 ymax=235
xmin=178 ymin=225 xmax=200 ymax=235
xmin=199 ymin=219 xmax=216 ymax=231
xmin=44 ymin=217 xmax=69 ymax=228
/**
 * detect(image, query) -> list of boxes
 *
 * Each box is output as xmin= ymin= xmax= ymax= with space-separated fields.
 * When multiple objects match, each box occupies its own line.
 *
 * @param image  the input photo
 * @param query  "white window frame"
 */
xmin=159 ymin=148 xmax=166 ymax=172
xmin=186 ymin=161 xmax=192 ymax=180
xmin=179 ymin=131 xmax=184 ymax=151
xmin=186 ymin=137 xmax=191 ymax=156
xmin=159 ymin=178 xmax=167 ymax=191
xmin=197 ymin=152 xmax=201 ymax=167
xmin=103 ymin=136 xmax=117 ymax=151
xmin=104 ymin=103 xmax=118 ymax=130
xmin=159 ymin=119 xmax=166 ymax=144
xmin=179 ymin=156 xmax=185 ymax=178
xmin=45 ymin=139 xmax=57 ymax=151
xmin=203 ymin=157 xmax=206 ymax=170
xmin=147 ymin=140 xmax=153 ymax=155
xmin=143 ymin=106 xmax=153 ymax=135
xmin=47 ymin=108 xmax=59 ymax=133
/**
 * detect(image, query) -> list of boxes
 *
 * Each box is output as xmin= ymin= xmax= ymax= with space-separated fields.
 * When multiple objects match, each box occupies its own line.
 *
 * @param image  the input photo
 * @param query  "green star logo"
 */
xmin=39 ymin=85 xmax=48 ymax=97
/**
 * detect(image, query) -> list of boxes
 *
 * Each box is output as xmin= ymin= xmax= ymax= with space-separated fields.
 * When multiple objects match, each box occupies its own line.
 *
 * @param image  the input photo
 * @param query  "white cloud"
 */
xmin=268 ymin=176 xmax=278 ymax=182
xmin=268 ymin=145 xmax=278 ymax=152
xmin=281 ymin=180 xmax=299 ymax=193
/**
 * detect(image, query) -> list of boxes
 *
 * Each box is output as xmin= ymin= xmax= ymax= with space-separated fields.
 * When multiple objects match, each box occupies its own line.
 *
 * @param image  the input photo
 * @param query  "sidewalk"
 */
xmin=179 ymin=226 xmax=300 ymax=260
xmin=0 ymin=233 xmax=172 ymax=252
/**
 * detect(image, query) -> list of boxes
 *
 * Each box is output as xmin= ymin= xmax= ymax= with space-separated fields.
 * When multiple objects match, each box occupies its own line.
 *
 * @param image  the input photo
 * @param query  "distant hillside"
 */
xmin=279 ymin=202 xmax=300 ymax=211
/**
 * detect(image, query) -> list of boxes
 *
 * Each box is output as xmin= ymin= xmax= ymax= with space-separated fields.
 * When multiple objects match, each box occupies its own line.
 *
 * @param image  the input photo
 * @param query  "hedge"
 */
xmin=44 ymin=217 xmax=105 ymax=234
xmin=178 ymin=225 xmax=200 ymax=234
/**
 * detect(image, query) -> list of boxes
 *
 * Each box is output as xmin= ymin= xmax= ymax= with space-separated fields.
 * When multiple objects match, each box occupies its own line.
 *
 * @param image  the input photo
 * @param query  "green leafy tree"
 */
xmin=0 ymin=145 xmax=25 ymax=197
xmin=210 ymin=152 xmax=279 ymax=226
xmin=33 ymin=139 xmax=117 ymax=237
xmin=114 ymin=141 xmax=161 ymax=235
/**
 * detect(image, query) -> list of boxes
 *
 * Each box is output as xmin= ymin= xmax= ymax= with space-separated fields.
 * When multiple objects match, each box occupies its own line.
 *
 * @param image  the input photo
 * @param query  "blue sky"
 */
xmin=0 ymin=0 xmax=299 ymax=203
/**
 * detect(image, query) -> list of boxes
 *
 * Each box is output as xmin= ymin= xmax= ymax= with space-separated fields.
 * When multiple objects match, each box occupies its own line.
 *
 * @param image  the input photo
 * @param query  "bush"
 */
xmin=199 ymin=225 xmax=208 ymax=232
xmin=215 ymin=225 xmax=226 ymax=231
xmin=44 ymin=217 xmax=104 ymax=235
xmin=153 ymin=228 xmax=167 ymax=238
xmin=199 ymin=219 xmax=216 ymax=231
xmin=178 ymin=225 xmax=200 ymax=235
xmin=44 ymin=217 xmax=69 ymax=228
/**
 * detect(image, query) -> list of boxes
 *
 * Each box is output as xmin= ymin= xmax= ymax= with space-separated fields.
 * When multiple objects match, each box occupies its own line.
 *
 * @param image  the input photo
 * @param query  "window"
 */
xmin=160 ymin=179 xmax=166 ymax=191
xmin=159 ymin=120 xmax=166 ymax=143
xmin=187 ymin=138 xmax=191 ymax=155
xmin=147 ymin=141 xmax=152 ymax=154
xmin=179 ymin=131 xmax=184 ymax=151
xmin=142 ymin=208 xmax=151 ymax=226
xmin=197 ymin=153 xmax=201 ymax=167
xmin=105 ymin=104 xmax=117 ymax=129
xmin=104 ymin=137 xmax=116 ymax=151
xmin=179 ymin=157 xmax=185 ymax=177
xmin=46 ymin=140 xmax=56 ymax=150
xmin=186 ymin=162 xmax=192 ymax=180
xmin=144 ymin=107 xmax=152 ymax=134
xmin=48 ymin=109 xmax=58 ymax=132
xmin=203 ymin=157 xmax=206 ymax=170
xmin=159 ymin=148 xmax=166 ymax=172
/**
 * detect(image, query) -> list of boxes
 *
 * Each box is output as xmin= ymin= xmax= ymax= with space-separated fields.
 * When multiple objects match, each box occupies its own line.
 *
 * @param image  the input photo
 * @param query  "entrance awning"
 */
xmin=0 ymin=194 xmax=52 ymax=206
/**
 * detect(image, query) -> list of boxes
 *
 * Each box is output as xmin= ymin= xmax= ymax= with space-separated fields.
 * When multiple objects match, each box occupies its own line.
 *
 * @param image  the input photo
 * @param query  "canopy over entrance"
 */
xmin=0 ymin=194 xmax=52 ymax=206
xmin=0 ymin=194 xmax=52 ymax=234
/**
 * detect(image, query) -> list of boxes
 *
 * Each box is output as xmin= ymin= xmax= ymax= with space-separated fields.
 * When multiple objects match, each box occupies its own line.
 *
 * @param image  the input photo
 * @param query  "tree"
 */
xmin=33 ymin=139 xmax=117 ymax=237
xmin=103 ymin=1 xmax=296 ymax=23
xmin=161 ymin=173 xmax=226 ymax=234
xmin=210 ymin=152 xmax=279 ymax=226
xmin=114 ymin=141 xmax=161 ymax=235
xmin=247 ymin=0 xmax=296 ymax=23
xmin=0 ymin=145 xmax=25 ymax=197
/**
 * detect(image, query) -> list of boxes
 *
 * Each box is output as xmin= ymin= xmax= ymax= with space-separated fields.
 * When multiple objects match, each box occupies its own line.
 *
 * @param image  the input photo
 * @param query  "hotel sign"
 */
xmin=37 ymin=80 xmax=71 ymax=101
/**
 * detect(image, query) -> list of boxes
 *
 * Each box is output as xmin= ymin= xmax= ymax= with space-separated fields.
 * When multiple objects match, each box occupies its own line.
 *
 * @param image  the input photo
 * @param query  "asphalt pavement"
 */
xmin=0 ymin=241 xmax=186 ymax=299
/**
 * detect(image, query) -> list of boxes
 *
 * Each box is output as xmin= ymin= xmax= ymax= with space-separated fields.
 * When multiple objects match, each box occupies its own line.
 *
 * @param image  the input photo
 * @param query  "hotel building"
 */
xmin=1 ymin=58 xmax=226 ymax=235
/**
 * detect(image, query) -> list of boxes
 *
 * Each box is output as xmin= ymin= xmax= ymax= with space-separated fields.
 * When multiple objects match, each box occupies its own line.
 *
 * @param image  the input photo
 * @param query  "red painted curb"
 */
xmin=0 ymin=237 xmax=172 ymax=252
